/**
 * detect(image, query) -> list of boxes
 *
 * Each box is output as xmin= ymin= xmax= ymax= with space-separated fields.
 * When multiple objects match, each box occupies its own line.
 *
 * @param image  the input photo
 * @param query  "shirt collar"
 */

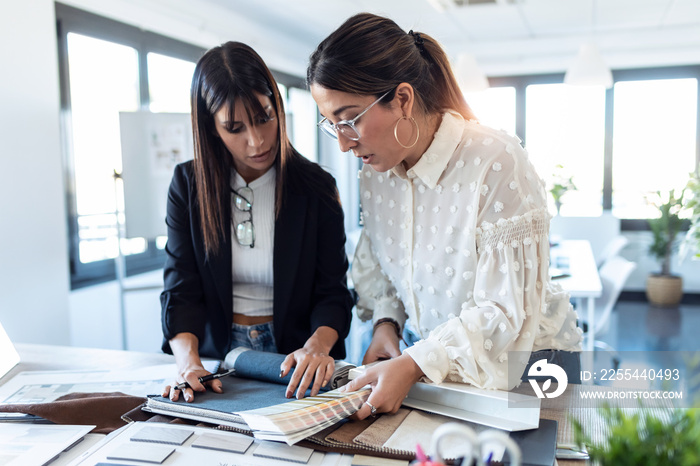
xmin=390 ymin=111 xmax=464 ymax=189
xmin=231 ymin=165 xmax=276 ymax=190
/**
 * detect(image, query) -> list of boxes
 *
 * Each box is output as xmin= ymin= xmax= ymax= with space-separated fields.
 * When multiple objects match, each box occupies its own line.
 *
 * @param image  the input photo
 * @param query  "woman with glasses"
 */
xmin=161 ymin=42 xmax=353 ymax=402
xmin=308 ymin=13 xmax=582 ymax=419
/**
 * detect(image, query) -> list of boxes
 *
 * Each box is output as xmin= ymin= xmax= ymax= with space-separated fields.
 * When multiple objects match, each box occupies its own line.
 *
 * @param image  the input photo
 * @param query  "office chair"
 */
xmin=580 ymin=255 xmax=637 ymax=372
xmin=596 ymin=235 xmax=629 ymax=269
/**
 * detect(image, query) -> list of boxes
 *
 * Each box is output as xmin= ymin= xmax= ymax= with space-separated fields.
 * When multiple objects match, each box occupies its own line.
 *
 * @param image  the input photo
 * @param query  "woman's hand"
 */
xmin=162 ymin=364 xmax=222 ymax=402
xmin=362 ymin=323 xmax=401 ymax=364
xmin=339 ymin=353 xmax=424 ymax=420
xmin=280 ymin=326 xmax=338 ymax=399
xmin=163 ymin=332 xmax=223 ymax=402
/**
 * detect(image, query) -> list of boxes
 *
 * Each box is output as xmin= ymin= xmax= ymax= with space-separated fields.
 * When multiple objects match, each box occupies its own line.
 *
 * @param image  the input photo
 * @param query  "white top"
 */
xmin=231 ymin=166 xmax=276 ymax=317
xmin=352 ymin=112 xmax=582 ymax=390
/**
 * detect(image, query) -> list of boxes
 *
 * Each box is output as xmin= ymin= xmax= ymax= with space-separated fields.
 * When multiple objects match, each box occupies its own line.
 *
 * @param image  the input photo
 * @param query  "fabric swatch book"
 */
xmin=144 ymin=348 xmax=368 ymax=445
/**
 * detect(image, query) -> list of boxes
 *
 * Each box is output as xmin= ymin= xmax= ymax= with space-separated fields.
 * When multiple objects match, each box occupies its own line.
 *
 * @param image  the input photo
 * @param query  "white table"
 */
xmin=550 ymin=240 xmax=603 ymax=353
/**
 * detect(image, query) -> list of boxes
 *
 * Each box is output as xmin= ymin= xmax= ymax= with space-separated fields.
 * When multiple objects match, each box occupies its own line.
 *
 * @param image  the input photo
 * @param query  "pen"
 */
xmin=174 ymin=368 xmax=235 ymax=390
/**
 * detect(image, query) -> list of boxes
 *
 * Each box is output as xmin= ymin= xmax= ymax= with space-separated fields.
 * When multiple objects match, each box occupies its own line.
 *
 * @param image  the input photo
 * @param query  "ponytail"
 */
xmin=307 ymin=13 xmax=476 ymax=120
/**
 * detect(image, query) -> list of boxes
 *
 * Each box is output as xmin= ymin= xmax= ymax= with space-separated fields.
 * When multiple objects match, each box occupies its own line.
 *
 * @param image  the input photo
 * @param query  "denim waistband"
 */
xmin=230 ymin=321 xmax=277 ymax=353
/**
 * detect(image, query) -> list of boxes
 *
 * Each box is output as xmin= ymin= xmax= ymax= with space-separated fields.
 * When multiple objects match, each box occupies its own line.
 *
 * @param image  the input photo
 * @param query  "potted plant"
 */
xmin=680 ymin=166 xmax=700 ymax=261
xmin=549 ymin=164 xmax=577 ymax=215
xmin=573 ymin=405 xmax=700 ymax=465
xmin=646 ymin=189 xmax=684 ymax=307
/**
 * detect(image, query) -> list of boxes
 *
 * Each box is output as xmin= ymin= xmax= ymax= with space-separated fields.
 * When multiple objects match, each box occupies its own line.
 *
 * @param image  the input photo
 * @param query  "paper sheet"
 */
xmin=0 ymin=361 xmax=219 ymax=404
xmin=0 ymin=424 xmax=94 ymax=466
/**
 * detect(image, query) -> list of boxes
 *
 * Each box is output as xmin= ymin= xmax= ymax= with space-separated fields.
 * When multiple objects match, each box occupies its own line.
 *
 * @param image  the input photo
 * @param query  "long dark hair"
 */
xmin=307 ymin=13 xmax=476 ymax=120
xmin=191 ymin=41 xmax=328 ymax=256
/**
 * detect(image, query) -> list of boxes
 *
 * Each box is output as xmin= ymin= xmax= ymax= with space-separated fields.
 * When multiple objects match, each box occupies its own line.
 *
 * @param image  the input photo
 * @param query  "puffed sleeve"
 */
xmin=352 ymin=229 xmax=408 ymax=330
xmin=404 ymin=144 xmax=581 ymax=390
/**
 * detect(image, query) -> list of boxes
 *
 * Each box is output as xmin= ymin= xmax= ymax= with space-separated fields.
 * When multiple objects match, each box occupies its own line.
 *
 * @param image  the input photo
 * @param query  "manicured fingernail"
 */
xmin=285 ymin=390 xmax=291 ymax=398
xmin=322 ymin=379 xmax=328 ymax=387
xmin=279 ymin=370 xmax=284 ymax=378
xmin=184 ymin=393 xmax=191 ymax=402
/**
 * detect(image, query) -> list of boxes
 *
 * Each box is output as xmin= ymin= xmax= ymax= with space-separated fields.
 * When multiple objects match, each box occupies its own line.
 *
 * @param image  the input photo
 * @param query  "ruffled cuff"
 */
xmin=371 ymin=297 xmax=406 ymax=330
xmin=404 ymin=338 xmax=450 ymax=384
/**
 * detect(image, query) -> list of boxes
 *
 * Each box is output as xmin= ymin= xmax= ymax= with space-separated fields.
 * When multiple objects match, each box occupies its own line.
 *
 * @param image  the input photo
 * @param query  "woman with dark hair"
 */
xmin=308 ymin=13 xmax=581 ymax=419
xmin=161 ymin=41 xmax=353 ymax=402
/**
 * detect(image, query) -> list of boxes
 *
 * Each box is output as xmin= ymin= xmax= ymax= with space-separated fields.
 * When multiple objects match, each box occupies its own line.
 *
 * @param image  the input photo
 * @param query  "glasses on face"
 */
xmin=317 ymin=89 xmax=392 ymax=141
xmin=231 ymin=186 xmax=255 ymax=248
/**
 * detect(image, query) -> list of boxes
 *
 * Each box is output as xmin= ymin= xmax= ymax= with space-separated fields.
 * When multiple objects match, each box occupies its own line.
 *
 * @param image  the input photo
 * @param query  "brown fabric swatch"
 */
xmin=0 ymin=392 xmax=146 ymax=434
xmin=353 ymin=407 xmax=411 ymax=448
xmin=324 ymin=416 xmax=376 ymax=445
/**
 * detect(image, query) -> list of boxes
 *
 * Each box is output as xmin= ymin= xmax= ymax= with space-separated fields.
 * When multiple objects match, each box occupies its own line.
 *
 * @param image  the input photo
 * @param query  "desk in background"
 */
xmin=550 ymin=240 xmax=602 ymax=354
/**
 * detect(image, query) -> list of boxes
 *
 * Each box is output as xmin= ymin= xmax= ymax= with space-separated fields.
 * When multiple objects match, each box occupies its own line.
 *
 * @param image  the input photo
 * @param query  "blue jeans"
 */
xmin=229 ymin=321 xmax=277 ymax=353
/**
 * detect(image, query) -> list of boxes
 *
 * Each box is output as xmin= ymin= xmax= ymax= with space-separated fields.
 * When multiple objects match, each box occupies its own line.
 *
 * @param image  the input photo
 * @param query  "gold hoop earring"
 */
xmin=393 ymin=115 xmax=420 ymax=149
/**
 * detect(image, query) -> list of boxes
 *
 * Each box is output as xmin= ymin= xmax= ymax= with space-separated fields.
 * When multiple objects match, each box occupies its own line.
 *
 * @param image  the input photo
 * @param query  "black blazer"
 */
xmin=160 ymin=160 xmax=353 ymax=360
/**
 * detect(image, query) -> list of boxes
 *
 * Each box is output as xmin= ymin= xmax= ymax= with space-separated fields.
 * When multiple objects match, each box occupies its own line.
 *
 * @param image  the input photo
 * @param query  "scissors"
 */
xmin=429 ymin=423 xmax=522 ymax=466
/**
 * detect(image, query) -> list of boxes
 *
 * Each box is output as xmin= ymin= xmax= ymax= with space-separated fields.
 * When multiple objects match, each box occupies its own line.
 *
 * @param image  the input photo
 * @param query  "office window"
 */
xmin=288 ymin=87 xmax=319 ymax=162
xmin=57 ymin=5 xmax=205 ymax=288
xmin=464 ymin=86 xmax=516 ymax=136
xmin=148 ymin=53 xmax=196 ymax=113
xmin=525 ymin=83 xmax=606 ymax=216
xmin=611 ymin=78 xmax=698 ymax=218
xmin=66 ymin=33 xmax=141 ymax=263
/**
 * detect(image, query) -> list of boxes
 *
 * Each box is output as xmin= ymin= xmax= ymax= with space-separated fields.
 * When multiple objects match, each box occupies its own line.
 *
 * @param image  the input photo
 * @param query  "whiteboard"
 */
xmin=119 ymin=111 xmax=194 ymax=239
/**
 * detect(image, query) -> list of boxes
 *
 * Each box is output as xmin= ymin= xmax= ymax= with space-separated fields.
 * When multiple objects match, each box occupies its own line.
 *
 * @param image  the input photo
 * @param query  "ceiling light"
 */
xmin=564 ymin=42 xmax=613 ymax=88
xmin=455 ymin=53 xmax=489 ymax=93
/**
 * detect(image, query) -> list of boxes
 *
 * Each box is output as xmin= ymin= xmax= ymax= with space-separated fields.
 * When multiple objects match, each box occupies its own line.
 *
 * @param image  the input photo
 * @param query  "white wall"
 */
xmin=0 ymin=0 xmax=71 ymax=345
